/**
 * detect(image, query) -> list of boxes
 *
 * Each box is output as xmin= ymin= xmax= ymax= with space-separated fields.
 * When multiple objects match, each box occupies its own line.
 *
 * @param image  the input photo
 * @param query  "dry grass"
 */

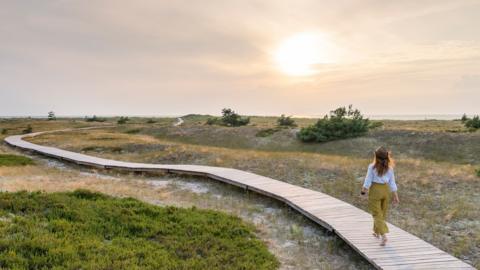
xmin=5 ymin=117 xmax=480 ymax=267
xmin=24 ymin=118 xmax=480 ymax=268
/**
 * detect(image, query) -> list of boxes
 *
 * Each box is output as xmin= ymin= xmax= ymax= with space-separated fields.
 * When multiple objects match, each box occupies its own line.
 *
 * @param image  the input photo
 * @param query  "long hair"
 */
xmin=373 ymin=146 xmax=394 ymax=176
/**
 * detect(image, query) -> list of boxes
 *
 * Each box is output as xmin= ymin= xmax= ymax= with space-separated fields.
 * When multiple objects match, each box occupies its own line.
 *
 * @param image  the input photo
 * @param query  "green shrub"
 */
xmin=256 ymin=128 xmax=280 ymax=137
xmin=0 ymin=154 xmax=34 ymax=166
xmin=206 ymin=117 xmax=221 ymax=125
xmin=206 ymin=108 xmax=250 ymax=127
xmin=0 ymin=190 xmax=279 ymax=269
xmin=464 ymin=115 xmax=480 ymax=130
xmin=277 ymin=115 xmax=296 ymax=127
xmin=22 ymin=125 xmax=33 ymax=134
xmin=476 ymin=168 xmax=480 ymax=177
xmin=47 ymin=111 xmax=56 ymax=121
xmin=124 ymin=128 xmax=141 ymax=134
xmin=297 ymin=105 xmax=370 ymax=143
xmin=0 ymin=128 xmax=7 ymax=135
xmin=461 ymin=113 xmax=468 ymax=123
xmin=85 ymin=115 xmax=106 ymax=122
xmin=369 ymin=121 xmax=384 ymax=129
xmin=146 ymin=118 xmax=157 ymax=124
xmin=117 ymin=116 xmax=129 ymax=124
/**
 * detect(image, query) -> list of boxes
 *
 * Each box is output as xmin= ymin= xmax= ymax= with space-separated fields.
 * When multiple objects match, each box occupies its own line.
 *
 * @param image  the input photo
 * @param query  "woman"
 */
xmin=361 ymin=146 xmax=399 ymax=246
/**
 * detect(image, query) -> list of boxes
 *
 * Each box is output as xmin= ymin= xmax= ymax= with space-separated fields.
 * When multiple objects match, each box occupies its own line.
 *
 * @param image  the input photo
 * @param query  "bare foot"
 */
xmin=380 ymin=236 xmax=388 ymax=246
xmin=372 ymin=232 xmax=379 ymax=239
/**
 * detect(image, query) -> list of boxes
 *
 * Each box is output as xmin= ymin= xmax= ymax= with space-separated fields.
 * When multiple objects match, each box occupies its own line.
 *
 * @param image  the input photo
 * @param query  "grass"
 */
xmin=0 ymin=190 xmax=279 ymax=270
xmin=0 ymin=154 xmax=34 ymax=166
xmin=25 ymin=116 xmax=480 ymax=268
xmin=5 ymin=116 xmax=479 ymax=267
xmin=0 ymin=163 xmax=372 ymax=269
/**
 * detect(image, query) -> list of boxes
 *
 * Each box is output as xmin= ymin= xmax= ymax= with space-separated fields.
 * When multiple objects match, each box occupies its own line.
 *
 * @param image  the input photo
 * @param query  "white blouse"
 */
xmin=363 ymin=164 xmax=398 ymax=192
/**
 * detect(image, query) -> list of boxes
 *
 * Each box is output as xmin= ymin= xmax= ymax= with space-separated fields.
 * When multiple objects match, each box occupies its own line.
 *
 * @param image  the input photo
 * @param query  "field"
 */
xmin=2 ymin=116 xmax=479 ymax=268
xmin=0 ymin=118 xmax=373 ymax=270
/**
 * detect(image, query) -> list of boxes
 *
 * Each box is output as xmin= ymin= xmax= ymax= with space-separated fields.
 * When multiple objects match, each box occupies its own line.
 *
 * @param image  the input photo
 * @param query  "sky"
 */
xmin=1 ymin=0 xmax=479 ymax=117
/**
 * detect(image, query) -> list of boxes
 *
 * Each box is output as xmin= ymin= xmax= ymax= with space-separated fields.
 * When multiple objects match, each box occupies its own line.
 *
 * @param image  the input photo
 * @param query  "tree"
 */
xmin=85 ymin=115 xmax=106 ymax=122
xmin=206 ymin=108 xmax=250 ymax=127
xmin=146 ymin=118 xmax=157 ymax=124
xmin=461 ymin=113 xmax=468 ymax=123
xmin=22 ymin=125 xmax=33 ymax=134
xmin=277 ymin=114 xmax=296 ymax=127
xmin=47 ymin=111 xmax=56 ymax=121
xmin=117 ymin=116 xmax=129 ymax=124
xmin=465 ymin=115 xmax=480 ymax=130
xmin=297 ymin=105 xmax=371 ymax=143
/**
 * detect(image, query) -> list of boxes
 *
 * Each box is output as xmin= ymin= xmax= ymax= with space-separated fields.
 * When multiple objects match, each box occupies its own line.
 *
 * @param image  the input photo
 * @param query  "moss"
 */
xmin=0 ymin=154 xmax=34 ymax=166
xmin=0 ymin=190 xmax=279 ymax=270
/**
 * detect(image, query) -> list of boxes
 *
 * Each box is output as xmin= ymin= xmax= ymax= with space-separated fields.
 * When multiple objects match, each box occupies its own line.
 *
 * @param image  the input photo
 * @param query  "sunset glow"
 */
xmin=274 ymin=32 xmax=334 ymax=76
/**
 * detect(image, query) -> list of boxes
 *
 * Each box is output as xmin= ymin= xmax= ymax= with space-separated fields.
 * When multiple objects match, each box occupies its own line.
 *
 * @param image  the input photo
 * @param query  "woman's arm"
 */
xmin=361 ymin=165 xmax=374 ymax=194
xmin=389 ymin=170 xmax=399 ymax=204
xmin=392 ymin=191 xmax=400 ymax=205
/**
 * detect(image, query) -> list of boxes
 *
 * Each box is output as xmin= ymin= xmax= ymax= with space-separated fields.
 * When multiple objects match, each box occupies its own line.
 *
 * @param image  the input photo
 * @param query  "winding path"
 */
xmin=4 ymin=129 xmax=475 ymax=270
xmin=173 ymin=117 xmax=184 ymax=126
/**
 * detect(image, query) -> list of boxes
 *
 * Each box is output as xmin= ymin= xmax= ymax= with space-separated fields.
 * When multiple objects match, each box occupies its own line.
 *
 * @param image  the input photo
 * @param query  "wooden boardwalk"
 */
xmin=4 ymin=130 xmax=475 ymax=270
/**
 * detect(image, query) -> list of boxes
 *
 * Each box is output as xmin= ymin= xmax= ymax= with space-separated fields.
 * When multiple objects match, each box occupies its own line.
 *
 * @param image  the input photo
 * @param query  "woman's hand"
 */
xmin=360 ymin=187 xmax=368 ymax=199
xmin=392 ymin=192 xmax=400 ymax=205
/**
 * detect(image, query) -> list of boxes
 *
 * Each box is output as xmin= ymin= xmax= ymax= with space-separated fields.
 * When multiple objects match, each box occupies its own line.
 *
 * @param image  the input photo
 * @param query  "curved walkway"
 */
xmin=173 ymin=117 xmax=184 ymax=126
xmin=4 ymin=129 xmax=474 ymax=270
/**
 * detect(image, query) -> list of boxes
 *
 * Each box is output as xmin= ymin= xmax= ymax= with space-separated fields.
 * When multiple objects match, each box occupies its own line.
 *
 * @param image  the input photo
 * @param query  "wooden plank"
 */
xmin=4 ymin=130 xmax=475 ymax=270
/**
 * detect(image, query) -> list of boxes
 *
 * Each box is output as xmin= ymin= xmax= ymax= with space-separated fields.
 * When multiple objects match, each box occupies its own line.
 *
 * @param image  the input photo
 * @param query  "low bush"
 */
xmin=22 ymin=125 xmax=33 ymax=134
xmin=85 ymin=115 xmax=106 ymax=122
xmin=206 ymin=108 xmax=250 ymax=127
xmin=256 ymin=128 xmax=280 ymax=137
xmin=464 ymin=115 xmax=480 ymax=130
xmin=47 ymin=111 xmax=56 ymax=121
xmin=0 ymin=190 xmax=279 ymax=269
xmin=297 ymin=105 xmax=370 ymax=143
xmin=476 ymin=168 xmax=480 ymax=177
xmin=117 ymin=116 xmax=129 ymax=124
xmin=0 ymin=128 xmax=7 ymax=135
xmin=0 ymin=154 xmax=34 ymax=166
xmin=277 ymin=115 xmax=296 ymax=127
xmin=124 ymin=128 xmax=141 ymax=134
xmin=146 ymin=118 xmax=157 ymax=124
xmin=369 ymin=121 xmax=384 ymax=129
xmin=206 ymin=117 xmax=222 ymax=125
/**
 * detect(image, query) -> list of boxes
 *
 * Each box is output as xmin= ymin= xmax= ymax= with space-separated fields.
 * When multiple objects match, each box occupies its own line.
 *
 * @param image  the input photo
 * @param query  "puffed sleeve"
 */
xmin=388 ymin=169 xmax=398 ymax=192
xmin=363 ymin=164 xmax=374 ymax=189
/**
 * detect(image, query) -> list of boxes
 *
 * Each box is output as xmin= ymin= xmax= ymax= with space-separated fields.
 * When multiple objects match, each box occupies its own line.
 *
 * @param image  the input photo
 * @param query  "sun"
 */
xmin=274 ymin=32 xmax=333 ymax=76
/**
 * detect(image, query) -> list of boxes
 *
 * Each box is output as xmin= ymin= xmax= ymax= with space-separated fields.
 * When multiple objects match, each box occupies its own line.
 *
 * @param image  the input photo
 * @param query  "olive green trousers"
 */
xmin=368 ymin=183 xmax=390 ymax=235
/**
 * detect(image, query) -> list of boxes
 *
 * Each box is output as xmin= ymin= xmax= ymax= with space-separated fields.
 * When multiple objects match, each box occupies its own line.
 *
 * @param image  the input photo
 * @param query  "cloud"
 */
xmin=0 ymin=0 xmax=479 ymax=116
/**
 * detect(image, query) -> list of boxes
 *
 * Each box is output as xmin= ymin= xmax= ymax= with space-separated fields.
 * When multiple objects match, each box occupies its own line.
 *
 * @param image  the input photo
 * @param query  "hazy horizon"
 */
xmin=0 ymin=113 xmax=470 ymax=121
xmin=1 ymin=1 xmax=479 ymax=116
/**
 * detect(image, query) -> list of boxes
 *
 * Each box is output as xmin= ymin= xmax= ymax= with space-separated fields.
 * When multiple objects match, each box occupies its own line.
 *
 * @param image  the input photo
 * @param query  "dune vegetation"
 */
xmin=0 ymin=154 xmax=34 ymax=166
xmin=0 ymin=190 xmax=279 ymax=270
xmin=21 ymin=115 xmax=480 ymax=268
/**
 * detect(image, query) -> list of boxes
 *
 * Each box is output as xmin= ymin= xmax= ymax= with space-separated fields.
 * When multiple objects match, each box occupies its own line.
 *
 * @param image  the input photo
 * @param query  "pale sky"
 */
xmin=1 ymin=0 xmax=479 ymax=117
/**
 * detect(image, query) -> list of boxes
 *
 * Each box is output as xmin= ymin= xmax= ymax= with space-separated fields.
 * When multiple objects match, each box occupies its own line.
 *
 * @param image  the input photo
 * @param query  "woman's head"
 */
xmin=373 ymin=146 xmax=394 ymax=176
